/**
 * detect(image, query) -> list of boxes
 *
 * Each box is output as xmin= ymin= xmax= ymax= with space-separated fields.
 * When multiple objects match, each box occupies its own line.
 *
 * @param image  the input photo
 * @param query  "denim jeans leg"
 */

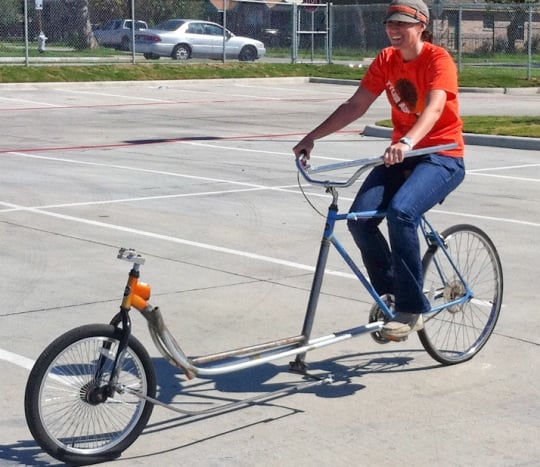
xmin=386 ymin=155 xmax=465 ymax=313
xmin=347 ymin=164 xmax=406 ymax=295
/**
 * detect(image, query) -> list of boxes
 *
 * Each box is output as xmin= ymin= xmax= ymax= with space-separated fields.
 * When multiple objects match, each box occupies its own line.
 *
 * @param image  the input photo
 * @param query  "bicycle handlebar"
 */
xmin=296 ymin=143 xmax=459 ymax=188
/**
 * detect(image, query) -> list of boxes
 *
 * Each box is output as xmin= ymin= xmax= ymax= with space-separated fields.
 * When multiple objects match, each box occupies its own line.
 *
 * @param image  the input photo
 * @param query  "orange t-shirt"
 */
xmin=361 ymin=42 xmax=464 ymax=157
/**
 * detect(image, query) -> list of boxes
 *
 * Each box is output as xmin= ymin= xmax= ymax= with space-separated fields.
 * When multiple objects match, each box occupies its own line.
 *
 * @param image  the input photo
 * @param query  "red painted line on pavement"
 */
xmin=0 ymin=96 xmax=340 ymax=113
xmin=0 ymin=130 xmax=360 ymax=154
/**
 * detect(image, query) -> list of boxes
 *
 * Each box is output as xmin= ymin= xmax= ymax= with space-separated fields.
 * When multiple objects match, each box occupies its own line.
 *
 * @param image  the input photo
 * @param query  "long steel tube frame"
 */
xmin=129 ymin=144 xmax=461 ymax=380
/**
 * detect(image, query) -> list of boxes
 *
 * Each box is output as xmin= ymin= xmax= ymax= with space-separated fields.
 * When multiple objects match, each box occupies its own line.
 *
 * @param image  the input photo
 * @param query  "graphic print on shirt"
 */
xmin=387 ymin=78 xmax=419 ymax=114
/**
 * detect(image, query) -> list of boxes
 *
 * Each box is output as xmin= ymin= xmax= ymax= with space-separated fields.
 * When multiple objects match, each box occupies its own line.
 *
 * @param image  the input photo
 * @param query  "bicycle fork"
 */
xmin=91 ymin=251 xmax=152 ymax=400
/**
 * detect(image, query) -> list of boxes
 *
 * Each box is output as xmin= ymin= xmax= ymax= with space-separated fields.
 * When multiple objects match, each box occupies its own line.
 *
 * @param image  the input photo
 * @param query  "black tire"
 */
xmin=172 ymin=44 xmax=191 ymax=60
xmin=143 ymin=53 xmax=160 ymax=60
xmin=419 ymin=224 xmax=503 ymax=365
xmin=239 ymin=45 xmax=257 ymax=62
xmin=25 ymin=324 xmax=156 ymax=465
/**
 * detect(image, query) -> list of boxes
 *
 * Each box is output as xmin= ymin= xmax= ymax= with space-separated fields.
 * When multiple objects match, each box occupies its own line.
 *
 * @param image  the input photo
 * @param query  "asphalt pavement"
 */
xmin=1 ymin=78 xmax=539 ymax=467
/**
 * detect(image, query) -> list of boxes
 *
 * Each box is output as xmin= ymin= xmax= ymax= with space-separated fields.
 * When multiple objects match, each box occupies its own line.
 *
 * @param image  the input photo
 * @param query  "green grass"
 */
xmin=0 ymin=61 xmax=539 ymax=86
xmin=0 ymin=62 xmax=356 ymax=82
xmin=377 ymin=116 xmax=540 ymax=138
xmin=462 ymin=116 xmax=540 ymax=137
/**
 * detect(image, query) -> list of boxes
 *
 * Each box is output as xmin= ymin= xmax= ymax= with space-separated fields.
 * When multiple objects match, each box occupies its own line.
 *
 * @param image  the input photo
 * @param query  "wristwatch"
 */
xmin=399 ymin=137 xmax=414 ymax=149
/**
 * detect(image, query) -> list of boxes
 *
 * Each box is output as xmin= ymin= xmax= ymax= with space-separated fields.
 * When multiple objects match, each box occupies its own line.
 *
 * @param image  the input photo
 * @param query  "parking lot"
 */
xmin=1 ymin=78 xmax=539 ymax=466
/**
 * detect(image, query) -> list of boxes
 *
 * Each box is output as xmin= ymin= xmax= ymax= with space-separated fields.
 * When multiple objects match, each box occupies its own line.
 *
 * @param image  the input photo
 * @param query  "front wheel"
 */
xmin=238 ymin=45 xmax=257 ymax=61
xmin=419 ymin=224 xmax=503 ymax=365
xmin=24 ymin=324 xmax=156 ymax=465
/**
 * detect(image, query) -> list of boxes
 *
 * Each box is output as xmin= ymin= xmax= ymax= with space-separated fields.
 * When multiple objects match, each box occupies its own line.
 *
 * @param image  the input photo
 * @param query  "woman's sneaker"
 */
xmin=381 ymin=312 xmax=424 ymax=341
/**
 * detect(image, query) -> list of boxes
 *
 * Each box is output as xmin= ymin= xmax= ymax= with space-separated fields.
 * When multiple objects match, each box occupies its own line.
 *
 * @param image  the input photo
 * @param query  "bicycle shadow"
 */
xmin=155 ymin=345 xmax=439 ymax=400
xmin=7 ymin=348 xmax=440 ymax=467
xmin=0 ymin=439 xmax=64 ymax=466
xmin=147 ymin=346 xmax=440 ymax=428
xmin=128 ymin=347 xmax=441 ymax=462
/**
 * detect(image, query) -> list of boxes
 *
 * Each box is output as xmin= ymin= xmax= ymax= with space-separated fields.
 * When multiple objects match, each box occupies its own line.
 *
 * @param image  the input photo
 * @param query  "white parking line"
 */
xmin=0 ymin=185 xmax=299 ymax=212
xmin=0 ymin=96 xmax=61 ymax=107
xmin=57 ymin=88 xmax=177 ymax=102
xmin=0 ymin=347 xmax=35 ymax=371
xmin=467 ymin=163 xmax=540 ymax=173
xmin=468 ymin=173 xmax=540 ymax=182
xmin=3 ymin=150 xmax=540 ymax=228
xmin=0 ymin=200 xmax=358 ymax=281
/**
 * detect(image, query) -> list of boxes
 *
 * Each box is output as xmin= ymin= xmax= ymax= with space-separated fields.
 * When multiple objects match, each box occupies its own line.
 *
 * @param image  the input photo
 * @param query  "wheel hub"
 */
xmin=443 ymin=280 xmax=467 ymax=313
xmin=80 ymin=380 xmax=110 ymax=405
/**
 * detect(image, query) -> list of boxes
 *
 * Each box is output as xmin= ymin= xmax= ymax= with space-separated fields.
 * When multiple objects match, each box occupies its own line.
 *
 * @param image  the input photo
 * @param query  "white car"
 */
xmin=134 ymin=19 xmax=266 ymax=61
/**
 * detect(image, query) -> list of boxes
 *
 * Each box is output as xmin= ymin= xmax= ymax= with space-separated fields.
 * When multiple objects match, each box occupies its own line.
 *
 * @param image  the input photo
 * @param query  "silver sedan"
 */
xmin=134 ymin=19 xmax=266 ymax=61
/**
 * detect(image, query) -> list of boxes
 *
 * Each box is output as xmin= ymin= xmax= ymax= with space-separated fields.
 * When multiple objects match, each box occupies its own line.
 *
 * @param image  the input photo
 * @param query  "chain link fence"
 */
xmin=1 ymin=1 xmax=539 ymax=77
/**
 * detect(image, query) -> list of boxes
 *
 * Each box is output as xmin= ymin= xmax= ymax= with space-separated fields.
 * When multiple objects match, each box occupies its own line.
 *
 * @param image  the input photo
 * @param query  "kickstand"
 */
xmin=289 ymin=359 xmax=334 ymax=383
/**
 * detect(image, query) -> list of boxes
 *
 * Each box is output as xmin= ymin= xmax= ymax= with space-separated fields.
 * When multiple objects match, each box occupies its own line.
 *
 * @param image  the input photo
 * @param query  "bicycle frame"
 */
xmin=108 ymin=144 xmax=469 ymax=383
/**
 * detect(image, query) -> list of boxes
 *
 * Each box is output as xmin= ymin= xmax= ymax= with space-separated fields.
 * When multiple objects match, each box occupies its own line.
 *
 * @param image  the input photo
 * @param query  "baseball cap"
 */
xmin=384 ymin=0 xmax=430 ymax=25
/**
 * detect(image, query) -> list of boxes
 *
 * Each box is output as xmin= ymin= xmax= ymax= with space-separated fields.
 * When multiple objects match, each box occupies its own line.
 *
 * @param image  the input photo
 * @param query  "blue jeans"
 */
xmin=347 ymin=154 xmax=465 ymax=314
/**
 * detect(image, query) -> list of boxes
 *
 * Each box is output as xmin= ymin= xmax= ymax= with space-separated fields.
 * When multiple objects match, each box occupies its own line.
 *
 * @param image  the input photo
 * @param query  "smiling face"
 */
xmin=385 ymin=20 xmax=425 ymax=59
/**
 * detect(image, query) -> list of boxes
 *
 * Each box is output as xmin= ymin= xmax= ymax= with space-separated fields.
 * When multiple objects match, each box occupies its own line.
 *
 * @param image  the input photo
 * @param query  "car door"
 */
xmin=185 ymin=22 xmax=213 ymax=57
xmin=201 ymin=23 xmax=228 ymax=59
xmin=104 ymin=20 xmax=121 ymax=45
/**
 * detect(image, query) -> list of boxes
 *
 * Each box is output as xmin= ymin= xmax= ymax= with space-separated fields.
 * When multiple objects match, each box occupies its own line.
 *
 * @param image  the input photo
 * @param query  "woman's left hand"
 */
xmin=383 ymin=142 xmax=409 ymax=166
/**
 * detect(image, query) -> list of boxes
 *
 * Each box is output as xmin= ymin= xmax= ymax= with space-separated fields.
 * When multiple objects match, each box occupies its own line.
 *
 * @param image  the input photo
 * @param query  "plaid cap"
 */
xmin=384 ymin=0 xmax=430 ymax=24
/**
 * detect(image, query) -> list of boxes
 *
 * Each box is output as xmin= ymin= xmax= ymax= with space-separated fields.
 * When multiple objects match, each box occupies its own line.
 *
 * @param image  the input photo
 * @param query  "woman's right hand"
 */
xmin=293 ymin=136 xmax=314 ymax=161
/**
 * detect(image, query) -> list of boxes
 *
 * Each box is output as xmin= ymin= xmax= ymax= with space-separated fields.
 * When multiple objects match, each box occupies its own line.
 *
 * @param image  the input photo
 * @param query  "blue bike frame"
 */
xmin=115 ymin=144 xmax=470 ymax=381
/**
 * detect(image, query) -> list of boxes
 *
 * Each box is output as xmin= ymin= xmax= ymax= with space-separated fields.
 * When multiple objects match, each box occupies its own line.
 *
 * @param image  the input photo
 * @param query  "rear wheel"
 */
xmin=419 ymin=224 xmax=503 ymax=365
xmin=25 ymin=324 xmax=156 ymax=465
xmin=172 ymin=44 xmax=191 ymax=60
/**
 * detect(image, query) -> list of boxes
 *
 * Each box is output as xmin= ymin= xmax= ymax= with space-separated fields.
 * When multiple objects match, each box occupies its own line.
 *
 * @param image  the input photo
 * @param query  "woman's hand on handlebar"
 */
xmin=293 ymin=136 xmax=314 ymax=165
xmin=383 ymin=141 xmax=409 ymax=166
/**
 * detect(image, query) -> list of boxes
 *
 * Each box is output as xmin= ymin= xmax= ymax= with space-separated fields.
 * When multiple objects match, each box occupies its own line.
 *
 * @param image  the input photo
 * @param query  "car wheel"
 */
xmin=239 ymin=45 xmax=257 ymax=62
xmin=143 ymin=53 xmax=160 ymax=60
xmin=172 ymin=44 xmax=191 ymax=60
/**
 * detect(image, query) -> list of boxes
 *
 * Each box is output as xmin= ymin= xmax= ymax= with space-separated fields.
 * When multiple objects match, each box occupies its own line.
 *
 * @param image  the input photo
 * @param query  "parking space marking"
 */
xmin=0 ymin=200 xmax=357 ymax=280
xmin=4 ymin=147 xmax=539 ymax=229
xmin=57 ymin=88 xmax=177 ymax=103
xmin=468 ymin=173 xmax=540 ymax=182
xmin=5 ymin=150 xmax=297 ymax=190
xmin=0 ymin=185 xmax=299 ymax=213
xmin=0 ymin=96 xmax=61 ymax=107
xmin=468 ymin=162 xmax=540 ymax=172
xmin=0 ymin=348 xmax=35 ymax=371
xmin=433 ymin=208 xmax=540 ymax=228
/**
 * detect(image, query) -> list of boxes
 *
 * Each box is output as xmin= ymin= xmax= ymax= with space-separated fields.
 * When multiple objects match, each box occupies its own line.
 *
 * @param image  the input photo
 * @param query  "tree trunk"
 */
xmin=74 ymin=0 xmax=98 ymax=49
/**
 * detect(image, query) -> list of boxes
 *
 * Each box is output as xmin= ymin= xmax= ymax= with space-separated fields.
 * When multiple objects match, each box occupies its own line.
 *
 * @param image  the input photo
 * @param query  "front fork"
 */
xmin=94 ymin=258 xmax=144 ymax=398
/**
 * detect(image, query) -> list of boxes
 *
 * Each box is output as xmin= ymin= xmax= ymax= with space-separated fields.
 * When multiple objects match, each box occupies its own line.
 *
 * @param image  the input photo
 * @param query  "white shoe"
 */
xmin=381 ymin=312 xmax=424 ymax=340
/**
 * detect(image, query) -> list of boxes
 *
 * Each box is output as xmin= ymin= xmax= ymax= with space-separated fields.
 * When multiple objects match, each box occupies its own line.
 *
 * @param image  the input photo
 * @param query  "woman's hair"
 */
xmin=421 ymin=29 xmax=433 ymax=43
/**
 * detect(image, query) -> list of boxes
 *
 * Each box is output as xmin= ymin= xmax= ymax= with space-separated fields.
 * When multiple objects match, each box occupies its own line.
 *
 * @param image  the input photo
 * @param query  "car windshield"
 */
xmin=155 ymin=19 xmax=186 ymax=31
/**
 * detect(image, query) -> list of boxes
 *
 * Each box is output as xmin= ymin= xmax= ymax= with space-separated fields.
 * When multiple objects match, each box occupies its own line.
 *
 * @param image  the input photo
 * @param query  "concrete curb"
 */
xmin=363 ymin=124 xmax=540 ymax=151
